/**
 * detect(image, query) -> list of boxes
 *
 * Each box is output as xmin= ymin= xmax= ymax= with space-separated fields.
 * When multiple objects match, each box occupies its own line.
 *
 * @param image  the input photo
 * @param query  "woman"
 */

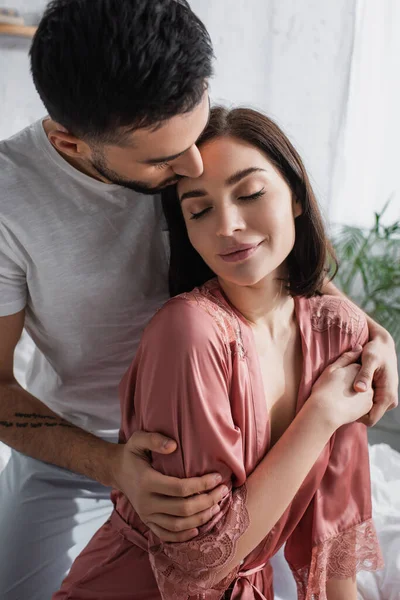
xmin=53 ymin=107 xmax=383 ymax=600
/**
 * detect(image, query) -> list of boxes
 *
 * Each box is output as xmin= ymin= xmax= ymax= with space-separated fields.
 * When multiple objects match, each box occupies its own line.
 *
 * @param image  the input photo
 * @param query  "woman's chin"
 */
xmin=216 ymin=271 xmax=270 ymax=289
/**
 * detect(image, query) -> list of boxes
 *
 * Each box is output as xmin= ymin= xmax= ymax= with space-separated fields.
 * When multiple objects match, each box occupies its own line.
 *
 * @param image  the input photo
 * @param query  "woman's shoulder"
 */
xmin=304 ymin=294 xmax=367 ymax=342
xmin=144 ymin=280 xmax=243 ymax=354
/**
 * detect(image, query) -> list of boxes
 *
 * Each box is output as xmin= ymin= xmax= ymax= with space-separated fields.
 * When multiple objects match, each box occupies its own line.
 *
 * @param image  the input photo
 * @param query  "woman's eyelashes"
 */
xmin=238 ymin=188 xmax=265 ymax=202
xmin=189 ymin=188 xmax=266 ymax=220
xmin=190 ymin=206 xmax=212 ymax=220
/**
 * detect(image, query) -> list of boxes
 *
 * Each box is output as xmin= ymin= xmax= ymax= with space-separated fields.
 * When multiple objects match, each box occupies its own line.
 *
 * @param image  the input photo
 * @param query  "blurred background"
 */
xmin=0 ymin=0 xmax=399 ymax=597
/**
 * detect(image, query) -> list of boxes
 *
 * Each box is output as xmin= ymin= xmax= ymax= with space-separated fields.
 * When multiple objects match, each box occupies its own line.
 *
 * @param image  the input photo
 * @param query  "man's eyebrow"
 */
xmin=180 ymin=167 xmax=267 ymax=202
xmin=141 ymin=99 xmax=212 ymax=165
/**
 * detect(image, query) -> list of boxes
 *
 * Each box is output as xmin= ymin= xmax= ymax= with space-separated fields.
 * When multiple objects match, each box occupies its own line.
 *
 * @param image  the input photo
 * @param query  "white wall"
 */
xmin=192 ymin=0 xmax=356 ymax=212
xmin=0 ymin=0 xmax=46 ymax=136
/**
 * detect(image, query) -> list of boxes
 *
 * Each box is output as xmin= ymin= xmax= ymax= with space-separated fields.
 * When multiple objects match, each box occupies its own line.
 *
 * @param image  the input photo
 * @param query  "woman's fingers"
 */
xmin=329 ymin=346 xmax=363 ymax=371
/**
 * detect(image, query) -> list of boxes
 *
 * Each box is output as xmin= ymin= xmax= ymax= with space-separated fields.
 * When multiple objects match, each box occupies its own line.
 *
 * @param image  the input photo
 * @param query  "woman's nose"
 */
xmin=172 ymin=145 xmax=204 ymax=178
xmin=216 ymin=206 xmax=245 ymax=237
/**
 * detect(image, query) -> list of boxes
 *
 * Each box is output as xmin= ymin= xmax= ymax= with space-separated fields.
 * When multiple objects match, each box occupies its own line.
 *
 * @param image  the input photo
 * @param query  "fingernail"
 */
xmin=214 ymin=474 xmax=223 ymax=484
xmin=356 ymin=381 xmax=368 ymax=391
xmin=163 ymin=439 xmax=175 ymax=449
xmin=220 ymin=486 xmax=229 ymax=497
xmin=354 ymin=345 xmax=363 ymax=351
xmin=211 ymin=505 xmax=220 ymax=516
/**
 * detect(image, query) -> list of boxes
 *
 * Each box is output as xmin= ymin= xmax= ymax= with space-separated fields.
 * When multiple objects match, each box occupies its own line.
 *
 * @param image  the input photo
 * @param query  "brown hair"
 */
xmin=162 ymin=106 xmax=337 ymax=297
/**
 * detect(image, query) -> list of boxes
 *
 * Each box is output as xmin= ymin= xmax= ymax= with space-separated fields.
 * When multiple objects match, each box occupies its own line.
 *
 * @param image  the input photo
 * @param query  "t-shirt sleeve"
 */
xmin=0 ymin=222 xmax=27 ymax=316
xmin=119 ymin=297 xmax=249 ymax=599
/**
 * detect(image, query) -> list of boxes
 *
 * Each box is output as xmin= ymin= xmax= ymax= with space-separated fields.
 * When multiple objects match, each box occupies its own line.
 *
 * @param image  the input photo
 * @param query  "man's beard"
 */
xmin=90 ymin=152 xmax=180 ymax=195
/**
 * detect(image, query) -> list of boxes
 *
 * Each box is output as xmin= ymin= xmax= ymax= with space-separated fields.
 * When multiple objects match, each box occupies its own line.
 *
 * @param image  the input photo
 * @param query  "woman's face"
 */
xmin=177 ymin=136 xmax=302 ymax=288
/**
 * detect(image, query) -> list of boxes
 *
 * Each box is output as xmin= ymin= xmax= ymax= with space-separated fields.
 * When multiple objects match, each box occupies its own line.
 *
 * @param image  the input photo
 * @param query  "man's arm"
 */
xmin=0 ymin=311 xmax=225 ymax=542
xmin=323 ymin=279 xmax=398 ymax=425
xmin=0 ymin=312 xmax=117 ymax=484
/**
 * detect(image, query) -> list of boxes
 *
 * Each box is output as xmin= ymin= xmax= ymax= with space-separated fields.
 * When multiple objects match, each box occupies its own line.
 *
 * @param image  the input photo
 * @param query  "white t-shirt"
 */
xmin=0 ymin=120 xmax=170 ymax=441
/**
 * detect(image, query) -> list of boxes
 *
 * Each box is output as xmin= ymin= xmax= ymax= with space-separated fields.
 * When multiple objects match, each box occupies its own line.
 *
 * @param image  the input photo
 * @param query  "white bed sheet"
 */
xmin=272 ymin=443 xmax=400 ymax=600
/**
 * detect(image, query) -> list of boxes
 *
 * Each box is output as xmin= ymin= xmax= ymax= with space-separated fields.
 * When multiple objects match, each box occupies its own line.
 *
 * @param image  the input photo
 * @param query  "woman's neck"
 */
xmin=218 ymin=273 xmax=295 ymax=340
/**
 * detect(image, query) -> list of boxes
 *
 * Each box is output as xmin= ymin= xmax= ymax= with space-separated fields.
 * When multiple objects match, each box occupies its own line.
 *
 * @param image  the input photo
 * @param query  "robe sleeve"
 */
xmin=119 ymin=296 xmax=250 ymax=599
xmin=285 ymin=309 xmax=384 ymax=600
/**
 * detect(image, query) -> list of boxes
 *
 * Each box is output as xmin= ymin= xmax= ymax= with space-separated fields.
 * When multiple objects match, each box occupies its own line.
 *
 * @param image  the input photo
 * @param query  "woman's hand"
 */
xmin=309 ymin=348 xmax=374 ymax=431
xmin=321 ymin=279 xmax=398 ymax=426
xmin=353 ymin=321 xmax=398 ymax=426
xmin=109 ymin=430 xmax=226 ymax=542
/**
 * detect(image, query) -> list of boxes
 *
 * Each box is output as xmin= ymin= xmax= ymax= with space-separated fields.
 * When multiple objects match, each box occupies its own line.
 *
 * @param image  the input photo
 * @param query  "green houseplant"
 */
xmin=332 ymin=202 xmax=400 ymax=347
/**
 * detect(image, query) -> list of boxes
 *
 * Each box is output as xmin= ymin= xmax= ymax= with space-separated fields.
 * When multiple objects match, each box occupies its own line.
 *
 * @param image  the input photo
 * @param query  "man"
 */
xmin=0 ymin=1 xmax=397 ymax=599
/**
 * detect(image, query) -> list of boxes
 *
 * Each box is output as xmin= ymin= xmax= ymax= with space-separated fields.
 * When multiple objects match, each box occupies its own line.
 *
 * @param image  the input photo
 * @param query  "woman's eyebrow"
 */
xmin=180 ymin=189 xmax=207 ymax=202
xmin=179 ymin=167 xmax=267 ymax=203
xmin=225 ymin=167 xmax=267 ymax=186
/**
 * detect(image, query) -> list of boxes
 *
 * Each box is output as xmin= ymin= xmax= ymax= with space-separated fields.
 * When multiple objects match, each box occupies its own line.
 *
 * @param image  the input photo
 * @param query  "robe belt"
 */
xmin=229 ymin=562 xmax=270 ymax=600
xmin=110 ymin=509 xmax=148 ymax=551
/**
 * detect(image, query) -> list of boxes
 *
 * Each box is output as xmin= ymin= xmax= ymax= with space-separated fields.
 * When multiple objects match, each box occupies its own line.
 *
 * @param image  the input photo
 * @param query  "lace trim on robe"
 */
xmin=309 ymin=296 xmax=363 ymax=336
xmin=291 ymin=518 xmax=384 ymax=600
xmin=179 ymin=280 xmax=246 ymax=360
xmin=148 ymin=484 xmax=249 ymax=599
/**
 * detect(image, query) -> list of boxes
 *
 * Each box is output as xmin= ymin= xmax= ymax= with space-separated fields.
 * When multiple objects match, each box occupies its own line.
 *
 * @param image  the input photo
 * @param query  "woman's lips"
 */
xmin=218 ymin=242 xmax=262 ymax=263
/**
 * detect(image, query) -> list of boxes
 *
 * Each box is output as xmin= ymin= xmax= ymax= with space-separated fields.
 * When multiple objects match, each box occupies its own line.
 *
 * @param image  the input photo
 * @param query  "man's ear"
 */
xmin=47 ymin=126 xmax=91 ymax=159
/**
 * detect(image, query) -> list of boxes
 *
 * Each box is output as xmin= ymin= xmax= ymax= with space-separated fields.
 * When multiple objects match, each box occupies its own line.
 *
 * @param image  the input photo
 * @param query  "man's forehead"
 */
xmin=126 ymin=93 xmax=211 ymax=162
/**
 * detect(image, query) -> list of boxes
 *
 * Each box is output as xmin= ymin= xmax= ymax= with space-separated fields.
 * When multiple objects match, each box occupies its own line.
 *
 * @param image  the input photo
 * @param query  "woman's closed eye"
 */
xmin=238 ymin=188 xmax=265 ymax=202
xmin=189 ymin=188 xmax=266 ymax=220
xmin=190 ymin=206 xmax=212 ymax=220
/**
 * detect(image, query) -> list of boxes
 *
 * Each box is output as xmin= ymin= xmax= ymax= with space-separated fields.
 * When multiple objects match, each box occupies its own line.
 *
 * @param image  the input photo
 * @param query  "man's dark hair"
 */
xmin=162 ymin=106 xmax=338 ymax=298
xmin=30 ymin=0 xmax=213 ymax=143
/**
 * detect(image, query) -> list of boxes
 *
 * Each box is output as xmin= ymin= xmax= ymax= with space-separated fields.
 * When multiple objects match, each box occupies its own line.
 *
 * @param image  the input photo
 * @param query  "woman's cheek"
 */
xmin=190 ymin=230 xmax=214 ymax=266
xmin=187 ymin=228 xmax=203 ymax=255
xmin=263 ymin=206 xmax=291 ymax=234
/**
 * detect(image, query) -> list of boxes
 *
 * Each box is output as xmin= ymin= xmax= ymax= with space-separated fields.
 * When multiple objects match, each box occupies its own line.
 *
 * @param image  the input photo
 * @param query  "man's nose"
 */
xmin=172 ymin=145 xmax=204 ymax=178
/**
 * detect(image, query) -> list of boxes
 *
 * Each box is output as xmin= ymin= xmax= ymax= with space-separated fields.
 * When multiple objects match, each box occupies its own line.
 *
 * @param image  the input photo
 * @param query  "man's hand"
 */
xmin=354 ymin=322 xmax=398 ymax=426
xmin=109 ymin=430 xmax=227 ymax=542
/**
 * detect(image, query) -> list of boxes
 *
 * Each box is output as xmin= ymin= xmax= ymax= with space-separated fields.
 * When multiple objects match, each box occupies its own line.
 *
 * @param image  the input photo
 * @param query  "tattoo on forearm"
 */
xmin=15 ymin=413 xmax=57 ymax=420
xmin=0 ymin=413 xmax=75 ymax=429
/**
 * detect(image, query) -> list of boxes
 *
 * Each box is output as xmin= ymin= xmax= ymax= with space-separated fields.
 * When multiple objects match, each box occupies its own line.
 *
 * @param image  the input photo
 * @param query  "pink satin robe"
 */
xmin=54 ymin=280 xmax=383 ymax=600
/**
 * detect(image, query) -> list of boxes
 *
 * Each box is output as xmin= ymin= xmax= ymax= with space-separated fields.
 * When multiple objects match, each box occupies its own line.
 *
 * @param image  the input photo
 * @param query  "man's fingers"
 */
xmin=147 ymin=522 xmax=199 ymax=543
xmin=148 ymin=504 xmax=221 ymax=535
xmin=146 ymin=483 xmax=228 ymax=517
xmin=146 ymin=470 xmax=223 ymax=498
xmin=353 ymin=347 xmax=378 ymax=393
xmin=330 ymin=347 xmax=363 ymax=371
xmin=356 ymin=414 xmax=371 ymax=426
xmin=361 ymin=403 xmax=388 ymax=427
xmin=128 ymin=430 xmax=177 ymax=454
